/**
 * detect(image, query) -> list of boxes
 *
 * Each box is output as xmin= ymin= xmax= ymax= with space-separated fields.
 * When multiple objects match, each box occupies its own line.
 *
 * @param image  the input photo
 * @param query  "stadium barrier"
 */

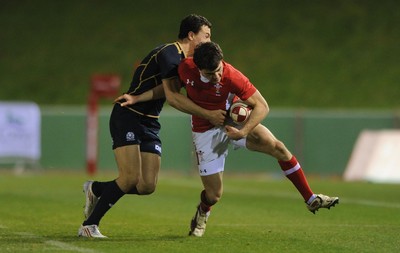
xmin=344 ymin=129 xmax=400 ymax=183
xmin=0 ymin=101 xmax=41 ymax=172
xmin=33 ymin=106 xmax=399 ymax=177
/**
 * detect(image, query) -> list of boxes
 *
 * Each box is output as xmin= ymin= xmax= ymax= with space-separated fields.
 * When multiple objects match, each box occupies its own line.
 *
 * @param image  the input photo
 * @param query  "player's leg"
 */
xmin=245 ymin=124 xmax=291 ymax=160
xmin=114 ymin=144 xmax=142 ymax=192
xmin=136 ymin=152 xmax=161 ymax=195
xmin=190 ymin=172 xmax=223 ymax=237
xmin=79 ymin=104 xmax=144 ymax=238
xmin=83 ymin=145 xmax=140 ymax=223
xmin=189 ymin=127 xmax=228 ymax=237
xmin=84 ymin=147 xmax=142 ymax=206
xmin=246 ymin=124 xmax=313 ymax=201
xmin=201 ymin=172 xmax=223 ymax=209
xmin=246 ymin=124 xmax=338 ymax=213
xmin=127 ymin=122 xmax=162 ymax=195
xmin=79 ymin=144 xmax=141 ymax=238
xmin=83 ymin=146 xmax=140 ymax=218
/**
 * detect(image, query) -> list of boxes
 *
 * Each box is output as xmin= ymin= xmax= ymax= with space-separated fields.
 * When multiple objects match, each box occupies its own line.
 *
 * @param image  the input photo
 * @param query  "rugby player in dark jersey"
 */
xmin=78 ymin=14 xmax=225 ymax=238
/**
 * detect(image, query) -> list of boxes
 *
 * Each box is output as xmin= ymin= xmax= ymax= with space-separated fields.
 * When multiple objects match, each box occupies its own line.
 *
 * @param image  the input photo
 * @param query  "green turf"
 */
xmin=0 ymin=170 xmax=399 ymax=253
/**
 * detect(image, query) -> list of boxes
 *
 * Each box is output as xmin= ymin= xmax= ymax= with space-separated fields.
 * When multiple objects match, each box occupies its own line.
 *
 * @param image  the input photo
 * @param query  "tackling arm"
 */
xmin=163 ymin=77 xmax=226 ymax=126
xmin=114 ymin=84 xmax=165 ymax=107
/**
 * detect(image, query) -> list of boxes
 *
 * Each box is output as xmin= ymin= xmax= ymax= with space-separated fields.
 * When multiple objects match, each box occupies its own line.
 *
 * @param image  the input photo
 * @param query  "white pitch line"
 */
xmin=9 ymin=229 xmax=101 ymax=253
xmin=340 ymin=198 xmax=400 ymax=209
xmin=45 ymin=240 xmax=99 ymax=253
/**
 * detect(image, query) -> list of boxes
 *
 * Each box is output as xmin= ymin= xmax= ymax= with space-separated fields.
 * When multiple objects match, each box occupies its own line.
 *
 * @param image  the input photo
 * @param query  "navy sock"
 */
xmin=83 ymin=180 xmax=125 ymax=226
xmin=91 ymin=181 xmax=114 ymax=197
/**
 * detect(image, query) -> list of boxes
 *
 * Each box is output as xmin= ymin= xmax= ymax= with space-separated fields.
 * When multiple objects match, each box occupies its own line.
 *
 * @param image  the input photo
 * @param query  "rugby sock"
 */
xmin=278 ymin=156 xmax=313 ymax=202
xmin=91 ymin=181 xmax=113 ymax=197
xmin=83 ymin=180 xmax=125 ymax=226
xmin=199 ymin=190 xmax=212 ymax=212
xmin=92 ymin=181 xmax=139 ymax=195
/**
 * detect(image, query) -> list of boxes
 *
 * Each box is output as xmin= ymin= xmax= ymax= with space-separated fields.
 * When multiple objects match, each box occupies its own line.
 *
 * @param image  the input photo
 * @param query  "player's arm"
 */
xmin=225 ymin=90 xmax=269 ymax=140
xmin=114 ymin=84 xmax=165 ymax=107
xmin=163 ymin=77 xmax=226 ymax=126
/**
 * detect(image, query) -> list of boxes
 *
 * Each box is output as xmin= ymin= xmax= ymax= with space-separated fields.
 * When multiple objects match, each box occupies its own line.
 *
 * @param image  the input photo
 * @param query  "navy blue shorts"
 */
xmin=109 ymin=104 xmax=162 ymax=156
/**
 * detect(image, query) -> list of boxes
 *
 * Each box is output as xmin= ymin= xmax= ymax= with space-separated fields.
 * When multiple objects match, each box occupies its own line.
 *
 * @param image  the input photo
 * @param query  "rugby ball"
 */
xmin=229 ymin=101 xmax=252 ymax=124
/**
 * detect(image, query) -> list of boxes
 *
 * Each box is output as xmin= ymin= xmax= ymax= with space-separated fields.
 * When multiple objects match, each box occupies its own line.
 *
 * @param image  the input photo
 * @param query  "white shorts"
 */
xmin=192 ymin=127 xmax=247 ymax=176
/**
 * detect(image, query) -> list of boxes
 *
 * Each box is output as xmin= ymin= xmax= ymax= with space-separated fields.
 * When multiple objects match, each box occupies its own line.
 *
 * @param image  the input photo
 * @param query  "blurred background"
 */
xmin=0 ymin=0 xmax=399 ymax=179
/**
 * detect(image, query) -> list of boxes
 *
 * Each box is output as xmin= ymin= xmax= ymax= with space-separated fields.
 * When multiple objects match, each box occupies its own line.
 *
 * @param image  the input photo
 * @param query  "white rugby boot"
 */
xmin=189 ymin=205 xmax=210 ymax=237
xmin=307 ymin=194 xmax=339 ymax=214
xmin=78 ymin=225 xmax=107 ymax=238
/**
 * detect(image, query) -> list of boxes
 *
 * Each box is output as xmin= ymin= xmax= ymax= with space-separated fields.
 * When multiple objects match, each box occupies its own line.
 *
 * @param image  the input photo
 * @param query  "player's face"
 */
xmin=192 ymin=25 xmax=211 ymax=45
xmin=199 ymin=61 xmax=223 ymax=84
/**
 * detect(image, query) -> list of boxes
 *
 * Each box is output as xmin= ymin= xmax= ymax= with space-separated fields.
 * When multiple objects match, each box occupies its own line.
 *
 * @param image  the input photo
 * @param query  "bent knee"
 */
xmin=117 ymin=176 xmax=139 ymax=192
xmin=210 ymin=195 xmax=221 ymax=205
xmin=269 ymin=140 xmax=292 ymax=160
xmin=137 ymin=182 xmax=157 ymax=195
xmin=206 ymin=192 xmax=222 ymax=205
xmin=274 ymin=140 xmax=286 ymax=152
xmin=139 ymin=186 xmax=156 ymax=195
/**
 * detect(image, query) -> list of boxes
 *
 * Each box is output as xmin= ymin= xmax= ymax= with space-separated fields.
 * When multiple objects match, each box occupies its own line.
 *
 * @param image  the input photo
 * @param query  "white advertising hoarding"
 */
xmin=0 ymin=102 xmax=41 ymax=160
xmin=344 ymin=130 xmax=400 ymax=183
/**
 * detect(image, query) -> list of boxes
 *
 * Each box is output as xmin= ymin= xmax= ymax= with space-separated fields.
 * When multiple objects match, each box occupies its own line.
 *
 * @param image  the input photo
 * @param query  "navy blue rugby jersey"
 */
xmin=125 ymin=42 xmax=185 ymax=118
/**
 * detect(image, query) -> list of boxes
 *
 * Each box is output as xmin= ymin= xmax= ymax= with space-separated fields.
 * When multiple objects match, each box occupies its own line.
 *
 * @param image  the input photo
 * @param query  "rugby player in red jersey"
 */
xmin=119 ymin=41 xmax=339 ymax=238
xmin=177 ymin=42 xmax=339 ymax=237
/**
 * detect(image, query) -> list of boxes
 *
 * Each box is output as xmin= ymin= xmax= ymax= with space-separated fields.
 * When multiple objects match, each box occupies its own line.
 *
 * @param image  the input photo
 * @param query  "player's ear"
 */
xmin=187 ymin=31 xmax=195 ymax=41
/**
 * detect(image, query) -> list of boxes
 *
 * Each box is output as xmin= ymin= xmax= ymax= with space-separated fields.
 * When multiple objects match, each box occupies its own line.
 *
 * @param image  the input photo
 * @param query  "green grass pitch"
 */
xmin=0 ymin=170 xmax=399 ymax=253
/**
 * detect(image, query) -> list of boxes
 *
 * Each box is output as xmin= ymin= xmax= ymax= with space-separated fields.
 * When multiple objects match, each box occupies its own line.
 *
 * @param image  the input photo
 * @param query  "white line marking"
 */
xmin=341 ymin=198 xmax=400 ymax=209
xmin=4 ymin=228 xmax=101 ymax=253
xmin=45 ymin=240 xmax=98 ymax=253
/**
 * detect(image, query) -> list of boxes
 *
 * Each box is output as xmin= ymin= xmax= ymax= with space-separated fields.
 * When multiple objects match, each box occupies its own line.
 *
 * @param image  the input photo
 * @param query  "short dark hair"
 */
xmin=193 ymin=42 xmax=224 ymax=70
xmin=178 ymin=14 xmax=212 ymax=39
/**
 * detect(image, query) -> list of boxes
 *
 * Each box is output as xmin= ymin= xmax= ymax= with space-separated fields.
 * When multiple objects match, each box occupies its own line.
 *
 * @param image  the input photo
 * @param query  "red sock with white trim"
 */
xmin=278 ymin=156 xmax=314 ymax=202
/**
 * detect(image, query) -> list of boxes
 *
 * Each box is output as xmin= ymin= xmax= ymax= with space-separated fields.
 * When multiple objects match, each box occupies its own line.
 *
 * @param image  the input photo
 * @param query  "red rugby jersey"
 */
xmin=178 ymin=57 xmax=257 ymax=132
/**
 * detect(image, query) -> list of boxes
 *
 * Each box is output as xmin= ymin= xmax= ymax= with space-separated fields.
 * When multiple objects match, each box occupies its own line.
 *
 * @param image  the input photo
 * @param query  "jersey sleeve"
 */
xmin=228 ymin=64 xmax=257 ymax=100
xmin=157 ymin=45 xmax=181 ymax=79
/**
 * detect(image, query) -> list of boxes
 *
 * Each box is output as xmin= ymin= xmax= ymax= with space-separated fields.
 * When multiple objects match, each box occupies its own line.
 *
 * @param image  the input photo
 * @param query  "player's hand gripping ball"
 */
xmin=229 ymin=101 xmax=252 ymax=124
